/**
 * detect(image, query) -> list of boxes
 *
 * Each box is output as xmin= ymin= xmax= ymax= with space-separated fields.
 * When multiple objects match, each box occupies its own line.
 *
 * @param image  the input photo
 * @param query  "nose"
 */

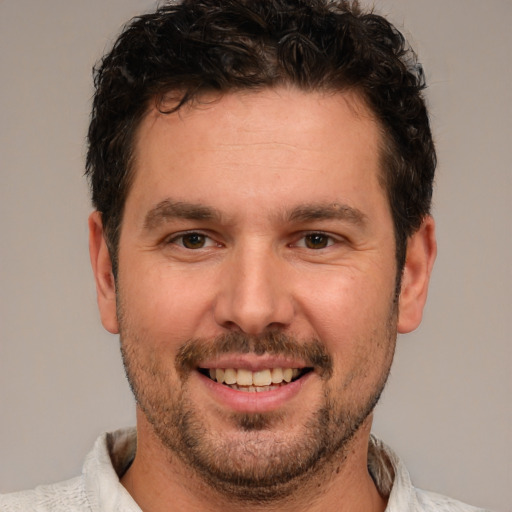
xmin=213 ymin=245 xmax=295 ymax=335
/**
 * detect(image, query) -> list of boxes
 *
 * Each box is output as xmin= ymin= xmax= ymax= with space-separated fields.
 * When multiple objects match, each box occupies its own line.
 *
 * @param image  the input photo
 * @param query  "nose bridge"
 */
xmin=214 ymin=239 xmax=294 ymax=334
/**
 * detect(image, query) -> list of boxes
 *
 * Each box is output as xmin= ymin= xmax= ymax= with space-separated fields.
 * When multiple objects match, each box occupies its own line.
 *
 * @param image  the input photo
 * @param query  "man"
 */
xmin=0 ymin=1 xmax=492 ymax=511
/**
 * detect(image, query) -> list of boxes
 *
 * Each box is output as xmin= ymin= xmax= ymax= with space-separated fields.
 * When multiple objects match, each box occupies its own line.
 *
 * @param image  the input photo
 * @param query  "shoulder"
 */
xmin=368 ymin=435 xmax=494 ymax=512
xmin=414 ymin=488 xmax=493 ymax=512
xmin=0 ymin=428 xmax=138 ymax=512
xmin=0 ymin=476 xmax=89 ymax=512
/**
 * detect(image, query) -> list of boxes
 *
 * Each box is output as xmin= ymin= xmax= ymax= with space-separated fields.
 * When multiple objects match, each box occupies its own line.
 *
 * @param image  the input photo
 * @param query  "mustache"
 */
xmin=175 ymin=331 xmax=333 ymax=379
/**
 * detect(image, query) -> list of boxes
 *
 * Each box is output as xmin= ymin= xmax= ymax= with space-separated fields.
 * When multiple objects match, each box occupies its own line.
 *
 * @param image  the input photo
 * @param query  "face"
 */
xmin=91 ymin=88 xmax=429 ymax=499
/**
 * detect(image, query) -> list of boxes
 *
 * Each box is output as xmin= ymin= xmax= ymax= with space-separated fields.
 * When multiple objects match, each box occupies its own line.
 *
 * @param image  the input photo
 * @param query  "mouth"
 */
xmin=198 ymin=367 xmax=313 ymax=392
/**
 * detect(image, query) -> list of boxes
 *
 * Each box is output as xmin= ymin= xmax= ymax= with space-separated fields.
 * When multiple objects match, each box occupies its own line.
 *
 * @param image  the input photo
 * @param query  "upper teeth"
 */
xmin=208 ymin=368 xmax=300 ymax=387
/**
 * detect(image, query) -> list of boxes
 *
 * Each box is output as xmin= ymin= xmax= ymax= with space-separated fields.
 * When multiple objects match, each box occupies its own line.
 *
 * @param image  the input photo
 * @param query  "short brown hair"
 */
xmin=86 ymin=0 xmax=436 ymax=275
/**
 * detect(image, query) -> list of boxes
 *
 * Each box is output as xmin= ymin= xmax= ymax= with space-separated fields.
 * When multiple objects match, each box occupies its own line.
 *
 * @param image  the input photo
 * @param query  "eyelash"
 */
xmin=166 ymin=231 xmax=341 ymax=250
xmin=167 ymin=231 xmax=220 ymax=249
xmin=292 ymin=232 xmax=338 ymax=250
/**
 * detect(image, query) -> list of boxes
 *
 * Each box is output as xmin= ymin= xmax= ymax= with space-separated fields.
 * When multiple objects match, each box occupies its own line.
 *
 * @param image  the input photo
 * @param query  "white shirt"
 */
xmin=0 ymin=428 xmax=491 ymax=511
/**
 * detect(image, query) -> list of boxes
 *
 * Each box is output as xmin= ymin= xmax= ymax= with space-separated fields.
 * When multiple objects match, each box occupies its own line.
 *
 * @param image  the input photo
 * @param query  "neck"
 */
xmin=121 ymin=411 xmax=387 ymax=512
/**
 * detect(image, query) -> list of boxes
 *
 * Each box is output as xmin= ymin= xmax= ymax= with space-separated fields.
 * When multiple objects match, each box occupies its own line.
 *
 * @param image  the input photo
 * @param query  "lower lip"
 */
xmin=197 ymin=371 xmax=314 ymax=413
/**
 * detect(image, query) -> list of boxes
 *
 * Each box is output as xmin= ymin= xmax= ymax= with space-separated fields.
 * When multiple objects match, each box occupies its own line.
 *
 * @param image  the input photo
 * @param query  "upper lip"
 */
xmin=198 ymin=354 xmax=309 ymax=372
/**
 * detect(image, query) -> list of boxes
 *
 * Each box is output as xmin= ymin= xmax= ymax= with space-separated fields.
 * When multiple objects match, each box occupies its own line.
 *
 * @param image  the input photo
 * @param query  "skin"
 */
xmin=89 ymin=87 xmax=436 ymax=512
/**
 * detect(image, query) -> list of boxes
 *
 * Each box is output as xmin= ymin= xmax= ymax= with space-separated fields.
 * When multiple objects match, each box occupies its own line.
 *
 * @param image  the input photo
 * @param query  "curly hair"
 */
xmin=86 ymin=0 xmax=436 ymax=276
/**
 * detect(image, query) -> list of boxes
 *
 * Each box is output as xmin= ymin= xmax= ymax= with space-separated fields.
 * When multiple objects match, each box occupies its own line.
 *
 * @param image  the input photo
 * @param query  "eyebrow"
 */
xmin=286 ymin=203 xmax=367 ymax=226
xmin=143 ymin=200 xmax=222 ymax=230
xmin=143 ymin=199 xmax=367 ymax=231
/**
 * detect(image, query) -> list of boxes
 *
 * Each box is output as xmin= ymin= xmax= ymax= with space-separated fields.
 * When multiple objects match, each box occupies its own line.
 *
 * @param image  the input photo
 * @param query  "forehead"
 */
xmin=128 ymin=87 xmax=385 ymax=217
xmin=139 ymin=87 xmax=379 ymax=147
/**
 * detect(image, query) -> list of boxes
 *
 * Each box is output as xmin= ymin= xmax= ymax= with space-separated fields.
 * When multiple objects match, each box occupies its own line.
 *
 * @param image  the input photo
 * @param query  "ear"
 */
xmin=88 ymin=211 xmax=119 ymax=334
xmin=397 ymin=216 xmax=437 ymax=334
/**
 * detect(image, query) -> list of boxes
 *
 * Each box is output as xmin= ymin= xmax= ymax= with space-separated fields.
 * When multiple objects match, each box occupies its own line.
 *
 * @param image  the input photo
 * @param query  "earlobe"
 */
xmin=397 ymin=216 xmax=437 ymax=334
xmin=88 ymin=211 xmax=119 ymax=334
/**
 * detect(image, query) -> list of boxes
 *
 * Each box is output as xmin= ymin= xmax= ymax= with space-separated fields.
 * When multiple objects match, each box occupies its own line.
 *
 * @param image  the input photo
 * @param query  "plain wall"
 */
xmin=0 ymin=1 xmax=510 ymax=511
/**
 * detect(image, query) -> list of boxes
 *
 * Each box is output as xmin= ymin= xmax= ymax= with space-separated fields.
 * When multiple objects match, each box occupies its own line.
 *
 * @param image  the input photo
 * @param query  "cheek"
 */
xmin=295 ymin=266 xmax=397 ymax=375
xmin=118 ymin=263 xmax=217 ymax=344
xmin=300 ymin=270 xmax=393 ymax=334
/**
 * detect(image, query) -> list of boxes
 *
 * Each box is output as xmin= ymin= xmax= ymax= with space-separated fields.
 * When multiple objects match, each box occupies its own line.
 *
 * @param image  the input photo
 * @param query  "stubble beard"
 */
xmin=118 ymin=312 xmax=397 ymax=502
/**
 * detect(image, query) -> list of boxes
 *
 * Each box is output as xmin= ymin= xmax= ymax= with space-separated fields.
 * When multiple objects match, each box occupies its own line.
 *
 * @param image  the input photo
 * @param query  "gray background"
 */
xmin=0 ymin=1 xmax=510 ymax=510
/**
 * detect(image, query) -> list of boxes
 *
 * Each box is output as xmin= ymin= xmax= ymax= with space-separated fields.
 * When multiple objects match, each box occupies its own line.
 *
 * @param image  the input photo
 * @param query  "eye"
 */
xmin=295 ymin=232 xmax=335 ymax=250
xmin=169 ymin=232 xmax=217 ymax=249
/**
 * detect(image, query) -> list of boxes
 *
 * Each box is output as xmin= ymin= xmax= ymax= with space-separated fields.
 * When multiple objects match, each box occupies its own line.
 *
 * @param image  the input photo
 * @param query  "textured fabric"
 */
xmin=0 ymin=428 xmax=491 ymax=511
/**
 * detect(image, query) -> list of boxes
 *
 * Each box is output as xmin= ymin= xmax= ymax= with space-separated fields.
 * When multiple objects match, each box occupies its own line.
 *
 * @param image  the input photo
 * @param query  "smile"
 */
xmin=200 ymin=367 xmax=312 ymax=392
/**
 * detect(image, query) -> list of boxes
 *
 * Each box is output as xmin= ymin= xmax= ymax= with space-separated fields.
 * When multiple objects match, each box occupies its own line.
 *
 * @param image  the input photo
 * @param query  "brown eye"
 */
xmin=181 ymin=233 xmax=206 ymax=249
xmin=304 ymin=233 xmax=330 ymax=249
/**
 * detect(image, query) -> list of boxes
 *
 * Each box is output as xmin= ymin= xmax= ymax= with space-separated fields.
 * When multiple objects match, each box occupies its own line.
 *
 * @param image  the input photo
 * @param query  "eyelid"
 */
xmin=163 ymin=229 xmax=345 ymax=249
xmin=291 ymin=231 xmax=343 ymax=249
xmin=166 ymin=230 xmax=220 ymax=248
